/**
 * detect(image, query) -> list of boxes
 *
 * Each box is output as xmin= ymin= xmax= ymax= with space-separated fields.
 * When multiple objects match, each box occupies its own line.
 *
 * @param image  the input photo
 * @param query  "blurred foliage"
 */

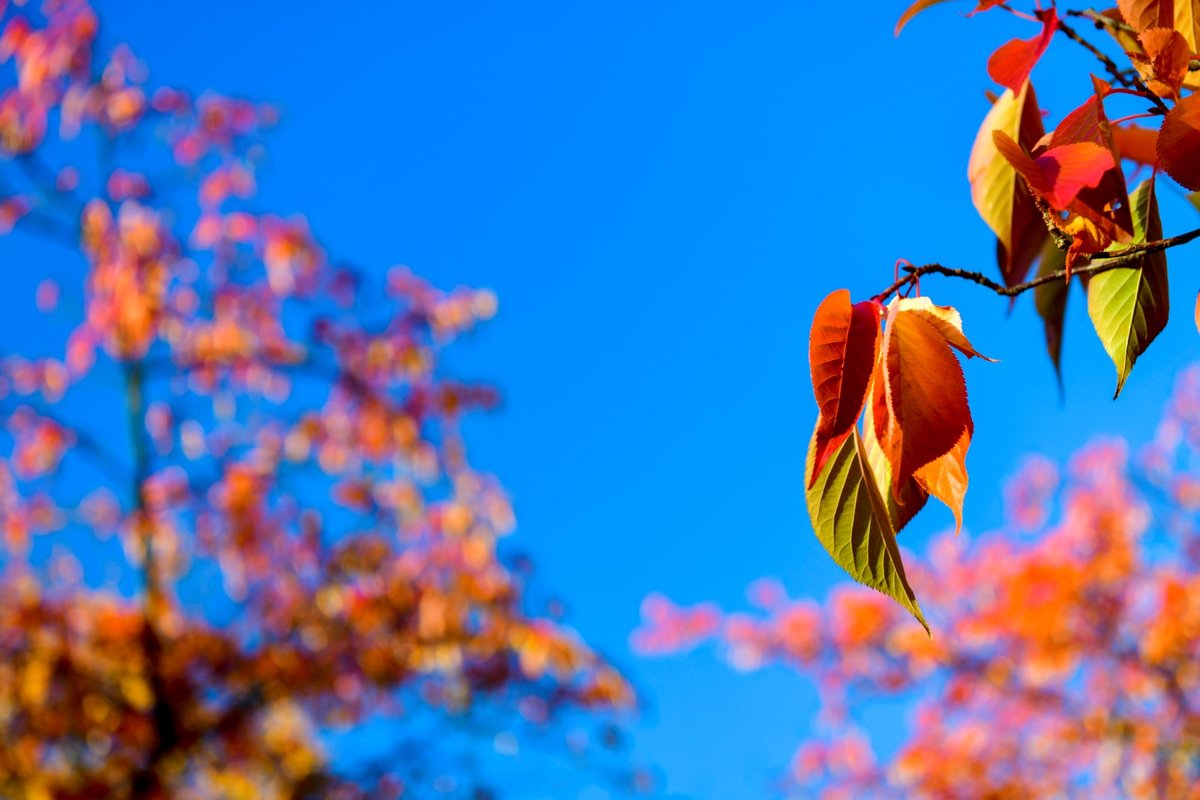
xmin=0 ymin=1 xmax=646 ymax=797
xmin=636 ymin=366 xmax=1200 ymax=798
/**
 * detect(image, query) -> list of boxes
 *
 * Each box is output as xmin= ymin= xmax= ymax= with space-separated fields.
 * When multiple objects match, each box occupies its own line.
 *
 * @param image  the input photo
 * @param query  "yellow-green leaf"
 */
xmin=805 ymin=426 xmax=929 ymax=633
xmin=1087 ymin=177 xmax=1169 ymax=398
xmin=967 ymin=82 xmax=1048 ymax=287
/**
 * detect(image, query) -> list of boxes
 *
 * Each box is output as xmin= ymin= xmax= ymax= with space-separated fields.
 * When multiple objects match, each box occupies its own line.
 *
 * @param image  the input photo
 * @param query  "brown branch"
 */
xmin=1056 ymin=12 xmax=1170 ymax=114
xmin=873 ymin=225 xmax=1200 ymax=302
xmin=1055 ymin=14 xmax=1136 ymax=90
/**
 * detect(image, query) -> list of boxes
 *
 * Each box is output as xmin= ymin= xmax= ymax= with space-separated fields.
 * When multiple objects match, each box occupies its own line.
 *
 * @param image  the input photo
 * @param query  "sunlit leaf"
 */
xmin=808 ymin=289 xmax=881 ymax=487
xmin=1112 ymin=123 xmax=1161 ymax=168
xmin=805 ymin=426 xmax=929 ymax=633
xmin=1158 ymin=93 xmax=1200 ymax=190
xmin=1087 ymin=178 xmax=1169 ymax=397
xmin=863 ymin=373 xmax=928 ymax=534
xmin=914 ymin=424 xmax=971 ymax=535
xmin=878 ymin=299 xmax=973 ymax=494
xmin=968 ymin=83 xmax=1048 ymax=287
xmin=1132 ymin=27 xmax=1190 ymax=97
xmin=992 ymin=134 xmax=1114 ymax=210
xmin=987 ymin=8 xmax=1057 ymax=92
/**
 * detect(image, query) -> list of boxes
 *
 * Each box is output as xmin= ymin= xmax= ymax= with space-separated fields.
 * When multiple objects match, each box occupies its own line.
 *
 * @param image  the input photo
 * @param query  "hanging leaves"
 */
xmin=805 ymin=427 xmax=929 ymax=633
xmin=805 ymin=293 xmax=989 ymax=628
xmin=1087 ymin=178 xmax=1170 ymax=397
xmin=968 ymin=82 xmax=1048 ymax=287
xmin=808 ymin=290 xmax=881 ymax=487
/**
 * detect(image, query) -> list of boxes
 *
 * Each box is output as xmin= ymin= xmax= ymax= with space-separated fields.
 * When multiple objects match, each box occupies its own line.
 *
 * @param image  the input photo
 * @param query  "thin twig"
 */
xmin=1056 ymin=13 xmax=1170 ymax=114
xmin=1055 ymin=14 xmax=1135 ymax=89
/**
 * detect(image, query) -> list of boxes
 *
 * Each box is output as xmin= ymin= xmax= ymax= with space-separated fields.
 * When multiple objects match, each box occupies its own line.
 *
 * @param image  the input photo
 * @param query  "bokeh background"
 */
xmin=8 ymin=1 xmax=1199 ymax=797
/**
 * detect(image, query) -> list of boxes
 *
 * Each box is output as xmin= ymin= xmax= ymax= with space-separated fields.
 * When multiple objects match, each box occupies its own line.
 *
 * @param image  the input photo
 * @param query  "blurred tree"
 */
xmin=0 ymin=2 xmax=638 ymax=798
xmin=635 ymin=366 xmax=1200 ymax=798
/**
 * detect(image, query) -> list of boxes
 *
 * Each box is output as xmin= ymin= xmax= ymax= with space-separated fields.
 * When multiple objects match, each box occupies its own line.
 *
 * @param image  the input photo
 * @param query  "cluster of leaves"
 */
xmin=637 ymin=364 xmax=1200 ymax=798
xmin=0 ymin=1 xmax=645 ymax=798
xmin=807 ymin=0 xmax=1200 ymax=627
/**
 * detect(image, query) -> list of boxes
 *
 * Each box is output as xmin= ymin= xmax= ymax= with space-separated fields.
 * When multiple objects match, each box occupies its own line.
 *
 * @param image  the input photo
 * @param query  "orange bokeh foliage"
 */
xmin=636 ymin=366 xmax=1200 ymax=798
xmin=0 ymin=2 xmax=638 ymax=798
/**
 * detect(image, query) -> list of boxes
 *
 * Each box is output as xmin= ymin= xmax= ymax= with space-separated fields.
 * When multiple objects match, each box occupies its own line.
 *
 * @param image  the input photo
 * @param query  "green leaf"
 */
xmin=805 ymin=426 xmax=929 ymax=633
xmin=1086 ymin=177 xmax=1169 ymax=398
xmin=1033 ymin=238 xmax=1068 ymax=387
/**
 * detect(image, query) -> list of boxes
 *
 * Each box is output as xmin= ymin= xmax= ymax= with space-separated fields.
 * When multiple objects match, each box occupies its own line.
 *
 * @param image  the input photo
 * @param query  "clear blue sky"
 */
xmin=31 ymin=1 xmax=1200 ymax=796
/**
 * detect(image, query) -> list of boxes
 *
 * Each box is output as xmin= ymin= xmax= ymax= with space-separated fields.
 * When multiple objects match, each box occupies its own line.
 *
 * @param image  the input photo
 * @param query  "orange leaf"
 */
xmin=987 ymin=8 xmax=1057 ymax=92
xmin=808 ymin=290 xmax=880 ymax=487
xmin=1132 ymin=27 xmax=1191 ymax=97
xmin=1113 ymin=123 xmax=1161 ymax=168
xmin=895 ymin=0 xmax=1005 ymax=36
xmin=915 ymin=424 xmax=971 ymax=535
xmin=1117 ymin=0 xmax=1173 ymax=32
xmin=1158 ymin=92 xmax=1200 ymax=190
xmin=878 ymin=300 xmax=973 ymax=497
xmin=892 ymin=297 xmax=997 ymax=361
xmin=1195 ymin=289 xmax=1200 ymax=335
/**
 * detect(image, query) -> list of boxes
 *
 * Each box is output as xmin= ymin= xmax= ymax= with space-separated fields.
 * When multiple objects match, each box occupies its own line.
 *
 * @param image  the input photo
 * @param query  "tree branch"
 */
xmin=873 ymin=224 xmax=1200 ymax=302
xmin=1056 ymin=11 xmax=1170 ymax=114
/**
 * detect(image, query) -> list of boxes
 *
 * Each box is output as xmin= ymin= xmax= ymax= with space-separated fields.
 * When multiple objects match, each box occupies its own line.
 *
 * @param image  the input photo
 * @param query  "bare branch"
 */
xmin=873 ymin=225 xmax=1200 ymax=302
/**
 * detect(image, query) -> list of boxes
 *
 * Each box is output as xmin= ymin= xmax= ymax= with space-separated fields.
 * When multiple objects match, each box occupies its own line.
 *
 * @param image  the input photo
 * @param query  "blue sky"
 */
xmin=20 ymin=1 xmax=1200 ymax=796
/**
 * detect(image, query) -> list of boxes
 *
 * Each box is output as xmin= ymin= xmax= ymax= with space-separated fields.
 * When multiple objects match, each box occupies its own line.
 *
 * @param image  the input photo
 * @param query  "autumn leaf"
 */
xmin=1117 ymin=0 xmax=1174 ymax=32
xmin=914 ymin=424 xmax=971 ymax=535
xmin=877 ymin=299 xmax=974 ymax=496
xmin=1112 ymin=123 xmax=1161 ymax=168
xmin=864 ymin=369 xmax=929 ymax=535
xmin=987 ymin=8 xmax=1057 ymax=93
xmin=1158 ymin=92 xmax=1200 ymax=190
xmin=808 ymin=289 xmax=881 ymax=487
xmin=968 ymin=82 xmax=1049 ymax=287
xmin=1033 ymin=238 xmax=1069 ymax=385
xmin=1046 ymin=78 xmax=1133 ymax=244
xmin=890 ymin=296 xmax=996 ymax=362
xmin=991 ymin=134 xmax=1115 ymax=210
xmin=1131 ymin=27 xmax=1191 ymax=97
xmin=894 ymin=0 xmax=1005 ymax=36
xmin=1087 ymin=177 xmax=1169 ymax=397
xmin=805 ymin=425 xmax=929 ymax=633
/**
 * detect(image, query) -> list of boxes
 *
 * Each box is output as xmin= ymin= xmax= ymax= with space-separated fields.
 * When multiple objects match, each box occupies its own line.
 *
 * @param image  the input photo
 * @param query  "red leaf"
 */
xmin=1046 ymin=81 xmax=1134 ymax=244
xmin=987 ymin=8 xmax=1058 ymax=92
xmin=808 ymin=290 xmax=880 ymax=487
xmin=993 ymin=133 xmax=1114 ymax=210
xmin=1158 ymin=92 xmax=1200 ymax=190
